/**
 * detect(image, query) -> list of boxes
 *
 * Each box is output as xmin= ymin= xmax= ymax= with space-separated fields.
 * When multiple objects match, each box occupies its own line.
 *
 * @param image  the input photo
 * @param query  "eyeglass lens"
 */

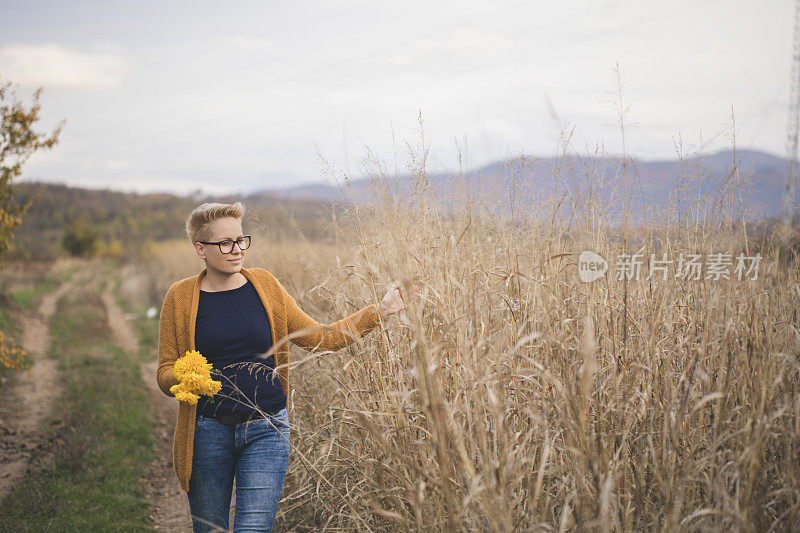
xmin=221 ymin=236 xmax=251 ymax=253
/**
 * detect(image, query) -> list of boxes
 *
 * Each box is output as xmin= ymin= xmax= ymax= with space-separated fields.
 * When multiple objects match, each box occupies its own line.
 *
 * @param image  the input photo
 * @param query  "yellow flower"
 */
xmin=171 ymin=350 xmax=222 ymax=404
xmin=174 ymin=350 xmax=214 ymax=381
xmin=182 ymin=370 xmax=207 ymax=390
xmin=171 ymin=383 xmax=200 ymax=405
xmin=195 ymin=376 xmax=222 ymax=396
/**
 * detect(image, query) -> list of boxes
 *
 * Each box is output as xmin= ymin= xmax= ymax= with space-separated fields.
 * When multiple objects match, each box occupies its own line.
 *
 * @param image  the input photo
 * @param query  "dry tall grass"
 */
xmin=146 ymin=136 xmax=800 ymax=531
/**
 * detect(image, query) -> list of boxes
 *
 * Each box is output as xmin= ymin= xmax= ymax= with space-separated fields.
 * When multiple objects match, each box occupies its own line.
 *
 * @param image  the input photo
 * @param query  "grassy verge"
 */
xmin=0 ymin=262 xmax=77 ymax=379
xmin=0 ymin=285 xmax=39 ymax=381
xmin=0 ymin=280 xmax=155 ymax=531
xmin=8 ymin=277 xmax=55 ymax=310
xmin=0 ymin=302 xmax=28 ymax=380
xmin=0 ymin=297 xmax=21 ymax=335
xmin=111 ymin=264 xmax=161 ymax=365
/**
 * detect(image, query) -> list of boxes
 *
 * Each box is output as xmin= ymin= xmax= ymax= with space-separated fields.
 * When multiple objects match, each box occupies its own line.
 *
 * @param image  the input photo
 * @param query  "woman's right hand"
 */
xmin=378 ymin=286 xmax=405 ymax=318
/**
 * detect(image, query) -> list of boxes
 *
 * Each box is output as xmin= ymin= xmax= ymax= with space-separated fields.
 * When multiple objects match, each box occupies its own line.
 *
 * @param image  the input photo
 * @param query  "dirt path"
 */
xmin=0 ymin=266 xmax=75 ymax=501
xmin=101 ymin=284 xmax=140 ymax=355
xmin=139 ymin=359 xmax=195 ymax=531
xmin=98 ymin=281 xmax=196 ymax=530
xmin=0 ymin=266 xmax=233 ymax=529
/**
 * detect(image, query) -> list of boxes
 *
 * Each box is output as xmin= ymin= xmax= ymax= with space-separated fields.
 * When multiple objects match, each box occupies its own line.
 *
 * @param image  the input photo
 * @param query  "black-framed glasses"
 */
xmin=198 ymin=235 xmax=251 ymax=254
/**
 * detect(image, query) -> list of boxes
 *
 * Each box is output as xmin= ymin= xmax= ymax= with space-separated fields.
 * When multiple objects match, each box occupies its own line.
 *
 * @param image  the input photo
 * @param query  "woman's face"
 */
xmin=195 ymin=216 xmax=245 ymax=275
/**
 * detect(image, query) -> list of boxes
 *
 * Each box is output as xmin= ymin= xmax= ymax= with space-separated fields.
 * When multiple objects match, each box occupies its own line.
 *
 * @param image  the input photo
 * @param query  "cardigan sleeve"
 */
xmin=280 ymin=283 xmax=380 ymax=353
xmin=156 ymin=285 xmax=181 ymax=397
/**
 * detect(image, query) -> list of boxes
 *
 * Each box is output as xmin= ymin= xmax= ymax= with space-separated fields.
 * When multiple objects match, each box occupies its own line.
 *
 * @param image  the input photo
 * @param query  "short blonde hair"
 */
xmin=186 ymin=202 xmax=245 ymax=243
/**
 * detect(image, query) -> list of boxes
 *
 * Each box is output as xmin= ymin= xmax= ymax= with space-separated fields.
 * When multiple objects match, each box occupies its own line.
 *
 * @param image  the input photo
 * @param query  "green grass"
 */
xmin=55 ymin=264 xmax=79 ymax=283
xmin=0 ymin=300 xmax=16 ymax=333
xmin=0 ymin=283 xmax=156 ymax=531
xmin=109 ymin=270 xmax=161 ymax=366
xmin=1 ymin=262 xmax=78 ymax=379
xmin=9 ymin=278 xmax=54 ymax=310
xmin=128 ymin=308 xmax=160 ymax=365
xmin=0 ymin=297 xmax=30 ymax=380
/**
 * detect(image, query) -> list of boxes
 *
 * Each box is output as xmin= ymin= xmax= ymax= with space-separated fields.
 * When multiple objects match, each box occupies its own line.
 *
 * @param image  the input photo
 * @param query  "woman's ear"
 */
xmin=195 ymin=241 xmax=206 ymax=260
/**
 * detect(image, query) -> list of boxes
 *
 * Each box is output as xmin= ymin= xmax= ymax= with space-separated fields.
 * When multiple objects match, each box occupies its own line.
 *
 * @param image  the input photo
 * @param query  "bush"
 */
xmin=62 ymin=217 xmax=98 ymax=257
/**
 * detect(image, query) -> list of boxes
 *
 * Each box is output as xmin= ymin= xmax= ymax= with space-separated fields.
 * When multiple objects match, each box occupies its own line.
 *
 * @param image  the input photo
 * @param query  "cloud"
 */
xmin=0 ymin=44 xmax=127 ymax=90
xmin=105 ymin=159 xmax=130 ymax=170
xmin=414 ymin=27 xmax=513 ymax=56
xmin=227 ymin=37 xmax=273 ymax=53
xmin=391 ymin=53 xmax=413 ymax=66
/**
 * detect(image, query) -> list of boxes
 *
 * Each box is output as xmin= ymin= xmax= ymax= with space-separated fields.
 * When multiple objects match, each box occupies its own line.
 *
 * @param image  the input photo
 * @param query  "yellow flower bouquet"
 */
xmin=170 ymin=350 xmax=222 ymax=405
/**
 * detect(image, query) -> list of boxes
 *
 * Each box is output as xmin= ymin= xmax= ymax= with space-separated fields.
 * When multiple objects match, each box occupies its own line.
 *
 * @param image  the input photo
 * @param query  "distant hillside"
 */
xmin=7 ymin=148 xmax=798 ymax=260
xmin=255 ymin=148 xmax=796 ymax=224
xmin=7 ymin=183 xmax=348 ymax=260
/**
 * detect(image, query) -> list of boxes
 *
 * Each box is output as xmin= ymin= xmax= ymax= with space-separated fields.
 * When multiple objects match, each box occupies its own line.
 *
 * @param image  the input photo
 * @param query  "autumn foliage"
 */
xmin=0 ymin=77 xmax=62 ymax=371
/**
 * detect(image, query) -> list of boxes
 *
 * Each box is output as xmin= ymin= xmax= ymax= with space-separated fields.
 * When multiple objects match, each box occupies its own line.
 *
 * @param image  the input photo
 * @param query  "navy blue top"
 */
xmin=194 ymin=279 xmax=286 ymax=418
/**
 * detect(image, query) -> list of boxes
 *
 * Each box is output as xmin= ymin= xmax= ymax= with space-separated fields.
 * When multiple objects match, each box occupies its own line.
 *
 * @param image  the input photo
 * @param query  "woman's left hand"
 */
xmin=378 ymin=285 xmax=405 ymax=318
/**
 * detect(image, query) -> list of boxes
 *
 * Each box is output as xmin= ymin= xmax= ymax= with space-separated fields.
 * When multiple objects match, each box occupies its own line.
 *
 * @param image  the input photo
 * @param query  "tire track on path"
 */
xmin=0 ymin=263 xmax=79 ymax=501
xmin=100 ymin=280 xmax=195 ymax=531
xmin=106 ymin=276 xmax=247 ymax=530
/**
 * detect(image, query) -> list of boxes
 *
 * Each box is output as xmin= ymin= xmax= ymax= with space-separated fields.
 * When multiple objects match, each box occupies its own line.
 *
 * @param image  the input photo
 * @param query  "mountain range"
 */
xmin=252 ymin=148 xmax=796 ymax=225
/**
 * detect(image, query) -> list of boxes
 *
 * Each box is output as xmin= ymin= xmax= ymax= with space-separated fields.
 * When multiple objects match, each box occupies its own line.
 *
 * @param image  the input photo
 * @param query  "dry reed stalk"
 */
xmin=143 ymin=101 xmax=800 ymax=531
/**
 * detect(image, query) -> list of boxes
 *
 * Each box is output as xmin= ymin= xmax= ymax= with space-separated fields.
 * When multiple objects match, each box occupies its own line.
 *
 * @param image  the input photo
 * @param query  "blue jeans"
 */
xmin=187 ymin=408 xmax=290 ymax=532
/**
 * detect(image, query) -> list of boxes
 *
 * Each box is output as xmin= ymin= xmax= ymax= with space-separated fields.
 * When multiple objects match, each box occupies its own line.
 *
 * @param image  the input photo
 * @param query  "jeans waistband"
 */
xmin=200 ymin=407 xmax=284 ymax=426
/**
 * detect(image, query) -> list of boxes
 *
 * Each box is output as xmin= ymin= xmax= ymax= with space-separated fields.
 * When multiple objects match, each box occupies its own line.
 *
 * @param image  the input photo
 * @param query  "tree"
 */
xmin=0 ymin=77 xmax=63 ymax=259
xmin=0 ymin=77 xmax=62 ymax=373
xmin=62 ymin=216 xmax=98 ymax=257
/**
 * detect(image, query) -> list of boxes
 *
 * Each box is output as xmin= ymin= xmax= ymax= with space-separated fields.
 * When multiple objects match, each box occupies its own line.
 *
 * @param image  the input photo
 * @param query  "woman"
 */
xmin=157 ymin=201 xmax=405 ymax=532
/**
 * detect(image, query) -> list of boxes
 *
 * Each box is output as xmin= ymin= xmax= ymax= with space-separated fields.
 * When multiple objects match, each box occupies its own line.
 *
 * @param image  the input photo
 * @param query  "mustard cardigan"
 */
xmin=157 ymin=266 xmax=380 ymax=492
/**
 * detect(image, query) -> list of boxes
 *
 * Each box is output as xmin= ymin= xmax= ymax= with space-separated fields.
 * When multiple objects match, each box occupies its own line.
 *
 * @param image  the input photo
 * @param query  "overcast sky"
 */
xmin=0 ymin=0 xmax=794 ymax=195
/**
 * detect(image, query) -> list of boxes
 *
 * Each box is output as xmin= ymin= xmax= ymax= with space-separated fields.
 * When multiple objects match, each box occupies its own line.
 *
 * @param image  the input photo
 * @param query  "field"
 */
xmin=1 ymin=160 xmax=799 ymax=531
xmin=143 ymin=169 xmax=800 ymax=530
